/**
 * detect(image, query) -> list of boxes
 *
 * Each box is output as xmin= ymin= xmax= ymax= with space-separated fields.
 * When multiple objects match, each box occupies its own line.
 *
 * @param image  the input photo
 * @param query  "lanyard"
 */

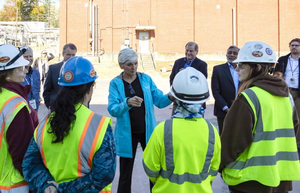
xmin=24 ymin=74 xmax=34 ymax=96
xmin=289 ymin=58 xmax=299 ymax=77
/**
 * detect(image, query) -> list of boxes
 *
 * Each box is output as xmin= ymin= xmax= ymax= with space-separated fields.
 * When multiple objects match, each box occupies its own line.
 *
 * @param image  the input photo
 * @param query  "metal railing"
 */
xmin=150 ymin=42 xmax=156 ymax=69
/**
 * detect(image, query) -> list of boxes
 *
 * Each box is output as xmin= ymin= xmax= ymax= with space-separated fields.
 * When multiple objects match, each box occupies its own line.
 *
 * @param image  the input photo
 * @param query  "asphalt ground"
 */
xmin=38 ymin=69 xmax=300 ymax=193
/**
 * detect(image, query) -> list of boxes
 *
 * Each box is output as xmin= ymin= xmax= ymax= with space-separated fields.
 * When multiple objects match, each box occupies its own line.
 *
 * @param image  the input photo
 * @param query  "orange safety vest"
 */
xmin=0 ymin=88 xmax=30 ymax=190
xmin=34 ymin=104 xmax=112 ymax=192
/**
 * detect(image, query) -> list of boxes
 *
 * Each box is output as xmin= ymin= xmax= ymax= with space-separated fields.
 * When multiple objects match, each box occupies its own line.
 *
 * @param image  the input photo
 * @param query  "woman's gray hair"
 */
xmin=118 ymin=48 xmax=138 ymax=65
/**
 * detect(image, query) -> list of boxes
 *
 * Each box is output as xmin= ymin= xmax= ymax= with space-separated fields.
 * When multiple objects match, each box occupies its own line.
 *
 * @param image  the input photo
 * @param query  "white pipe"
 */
xmin=232 ymin=7 xmax=236 ymax=46
xmin=92 ymin=5 xmax=95 ymax=56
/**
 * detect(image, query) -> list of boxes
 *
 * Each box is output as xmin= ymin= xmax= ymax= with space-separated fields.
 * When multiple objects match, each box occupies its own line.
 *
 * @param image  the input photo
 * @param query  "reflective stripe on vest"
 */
xmin=226 ymin=88 xmax=298 ymax=170
xmin=223 ymin=87 xmax=300 ymax=186
xmin=0 ymin=95 xmax=29 ymax=148
xmin=78 ymin=112 xmax=108 ymax=177
xmin=100 ymin=183 xmax=112 ymax=193
xmin=143 ymin=119 xmax=217 ymax=185
xmin=35 ymin=116 xmax=49 ymax=167
xmin=35 ymin=112 xmax=108 ymax=177
xmin=0 ymin=90 xmax=30 ymax=189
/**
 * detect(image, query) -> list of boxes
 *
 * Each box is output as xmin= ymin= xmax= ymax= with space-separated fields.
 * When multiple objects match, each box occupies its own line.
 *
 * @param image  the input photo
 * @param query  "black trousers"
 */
xmin=229 ymin=187 xmax=247 ymax=193
xmin=217 ymin=117 xmax=225 ymax=135
xmin=229 ymin=187 xmax=288 ymax=193
xmin=117 ymin=132 xmax=153 ymax=193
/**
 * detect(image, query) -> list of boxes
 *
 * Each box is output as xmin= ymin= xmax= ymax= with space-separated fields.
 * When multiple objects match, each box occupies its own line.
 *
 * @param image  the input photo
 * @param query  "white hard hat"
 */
xmin=233 ymin=41 xmax=276 ymax=64
xmin=0 ymin=45 xmax=29 ymax=71
xmin=170 ymin=67 xmax=209 ymax=104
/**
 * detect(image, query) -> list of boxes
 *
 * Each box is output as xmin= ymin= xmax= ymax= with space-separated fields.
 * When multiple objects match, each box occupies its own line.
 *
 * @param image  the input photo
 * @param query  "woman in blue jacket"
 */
xmin=107 ymin=48 xmax=172 ymax=193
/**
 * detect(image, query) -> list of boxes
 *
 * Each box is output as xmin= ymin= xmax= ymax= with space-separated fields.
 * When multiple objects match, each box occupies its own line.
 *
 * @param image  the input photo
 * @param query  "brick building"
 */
xmin=59 ymin=0 xmax=300 ymax=61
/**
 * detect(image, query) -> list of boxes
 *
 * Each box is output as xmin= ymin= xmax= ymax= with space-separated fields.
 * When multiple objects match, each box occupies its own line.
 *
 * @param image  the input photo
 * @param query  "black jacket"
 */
xmin=211 ymin=63 xmax=239 ymax=118
xmin=169 ymin=57 xmax=207 ymax=86
xmin=43 ymin=61 xmax=63 ymax=108
xmin=275 ymin=53 xmax=300 ymax=96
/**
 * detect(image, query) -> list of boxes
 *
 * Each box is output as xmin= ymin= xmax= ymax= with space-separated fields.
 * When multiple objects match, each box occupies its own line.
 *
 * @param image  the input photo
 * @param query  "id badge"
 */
xmin=291 ymin=78 xmax=296 ymax=85
xmin=29 ymin=99 xmax=37 ymax=109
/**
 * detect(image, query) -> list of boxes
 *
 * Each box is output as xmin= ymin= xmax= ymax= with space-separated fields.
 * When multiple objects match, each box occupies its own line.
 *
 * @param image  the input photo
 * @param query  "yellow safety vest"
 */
xmin=143 ymin=118 xmax=221 ymax=193
xmin=34 ymin=104 xmax=112 ymax=193
xmin=223 ymin=86 xmax=300 ymax=186
xmin=0 ymin=88 xmax=30 ymax=190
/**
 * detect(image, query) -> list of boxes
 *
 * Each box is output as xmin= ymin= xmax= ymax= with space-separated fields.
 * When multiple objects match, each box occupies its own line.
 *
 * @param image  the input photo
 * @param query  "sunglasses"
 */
xmin=128 ymin=84 xmax=135 ymax=95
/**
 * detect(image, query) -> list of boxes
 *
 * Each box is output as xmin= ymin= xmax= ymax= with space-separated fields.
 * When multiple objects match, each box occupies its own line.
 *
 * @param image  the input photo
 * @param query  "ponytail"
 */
xmin=48 ymin=81 xmax=94 ymax=143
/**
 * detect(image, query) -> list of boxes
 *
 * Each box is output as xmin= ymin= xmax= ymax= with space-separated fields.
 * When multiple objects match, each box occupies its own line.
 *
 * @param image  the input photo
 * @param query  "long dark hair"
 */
xmin=48 ymin=81 xmax=95 ymax=143
xmin=0 ymin=69 xmax=13 ymax=93
xmin=237 ymin=63 xmax=274 ymax=95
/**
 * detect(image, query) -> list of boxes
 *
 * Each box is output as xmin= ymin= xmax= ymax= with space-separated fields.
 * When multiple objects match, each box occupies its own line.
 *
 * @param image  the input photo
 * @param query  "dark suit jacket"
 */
xmin=169 ymin=57 xmax=207 ymax=86
xmin=211 ymin=63 xmax=239 ymax=118
xmin=275 ymin=53 xmax=300 ymax=96
xmin=43 ymin=61 xmax=63 ymax=108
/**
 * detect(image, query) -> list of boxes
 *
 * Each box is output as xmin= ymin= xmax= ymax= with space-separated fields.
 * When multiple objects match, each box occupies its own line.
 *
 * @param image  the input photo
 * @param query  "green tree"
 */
xmin=20 ymin=0 xmax=37 ymax=21
xmin=0 ymin=0 xmax=59 ymax=27
xmin=30 ymin=0 xmax=59 ymax=27
xmin=0 ymin=0 xmax=20 ymax=21
xmin=30 ymin=3 xmax=46 ymax=21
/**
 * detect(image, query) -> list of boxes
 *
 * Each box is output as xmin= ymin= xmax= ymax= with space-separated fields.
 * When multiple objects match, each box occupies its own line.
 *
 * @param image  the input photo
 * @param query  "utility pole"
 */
xmin=37 ymin=0 xmax=39 ymax=22
xmin=15 ymin=6 xmax=18 ymax=46
xmin=48 ymin=1 xmax=51 ymax=27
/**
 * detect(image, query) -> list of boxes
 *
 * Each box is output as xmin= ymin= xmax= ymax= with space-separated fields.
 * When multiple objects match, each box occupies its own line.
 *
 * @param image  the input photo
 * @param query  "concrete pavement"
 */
xmin=38 ymin=69 xmax=300 ymax=193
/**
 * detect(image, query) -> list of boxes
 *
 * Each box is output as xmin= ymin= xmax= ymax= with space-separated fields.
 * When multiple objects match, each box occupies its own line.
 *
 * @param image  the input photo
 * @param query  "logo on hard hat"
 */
xmin=252 ymin=51 xmax=263 ymax=57
xmin=63 ymin=71 xmax=74 ymax=82
xmin=190 ymin=75 xmax=199 ymax=83
xmin=90 ymin=69 xmax=95 ymax=77
xmin=0 ymin=56 xmax=10 ymax=63
xmin=254 ymin=44 xmax=263 ymax=50
xmin=265 ymin=48 xmax=273 ymax=55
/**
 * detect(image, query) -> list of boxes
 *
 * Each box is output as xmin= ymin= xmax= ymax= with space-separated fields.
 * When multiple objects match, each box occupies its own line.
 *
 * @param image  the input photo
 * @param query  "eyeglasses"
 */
xmin=237 ymin=63 xmax=247 ymax=69
xmin=15 ymin=66 xmax=27 ymax=73
xmin=290 ymin=44 xmax=300 ymax=47
xmin=128 ymin=84 xmax=135 ymax=95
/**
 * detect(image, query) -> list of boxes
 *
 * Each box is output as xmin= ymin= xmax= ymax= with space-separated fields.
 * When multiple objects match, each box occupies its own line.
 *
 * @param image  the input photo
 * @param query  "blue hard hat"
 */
xmin=58 ymin=56 xmax=98 ymax=86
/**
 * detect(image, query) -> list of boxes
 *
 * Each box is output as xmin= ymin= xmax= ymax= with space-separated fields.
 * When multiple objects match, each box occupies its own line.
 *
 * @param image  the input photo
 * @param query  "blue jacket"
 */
xmin=21 ymin=67 xmax=40 ymax=111
xmin=22 ymin=125 xmax=116 ymax=193
xmin=107 ymin=72 xmax=172 ymax=158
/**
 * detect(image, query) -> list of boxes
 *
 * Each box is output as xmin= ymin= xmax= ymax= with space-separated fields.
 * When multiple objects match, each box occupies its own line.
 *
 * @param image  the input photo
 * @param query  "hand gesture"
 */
xmin=44 ymin=181 xmax=59 ymax=193
xmin=127 ymin=96 xmax=143 ymax=107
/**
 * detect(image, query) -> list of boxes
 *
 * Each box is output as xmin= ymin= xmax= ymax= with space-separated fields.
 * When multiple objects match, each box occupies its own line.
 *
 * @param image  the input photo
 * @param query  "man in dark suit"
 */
xmin=211 ymin=45 xmax=240 ymax=134
xmin=170 ymin=42 xmax=207 ymax=115
xmin=170 ymin=42 xmax=207 ymax=85
xmin=43 ymin=43 xmax=77 ymax=109
xmin=275 ymin=38 xmax=300 ymax=121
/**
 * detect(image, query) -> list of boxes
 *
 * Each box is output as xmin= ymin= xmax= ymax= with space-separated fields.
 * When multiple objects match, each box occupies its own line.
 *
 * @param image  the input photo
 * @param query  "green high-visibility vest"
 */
xmin=0 ymin=88 xmax=30 ymax=190
xmin=223 ymin=86 xmax=300 ymax=186
xmin=35 ymin=104 xmax=112 ymax=192
xmin=143 ymin=118 xmax=221 ymax=193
